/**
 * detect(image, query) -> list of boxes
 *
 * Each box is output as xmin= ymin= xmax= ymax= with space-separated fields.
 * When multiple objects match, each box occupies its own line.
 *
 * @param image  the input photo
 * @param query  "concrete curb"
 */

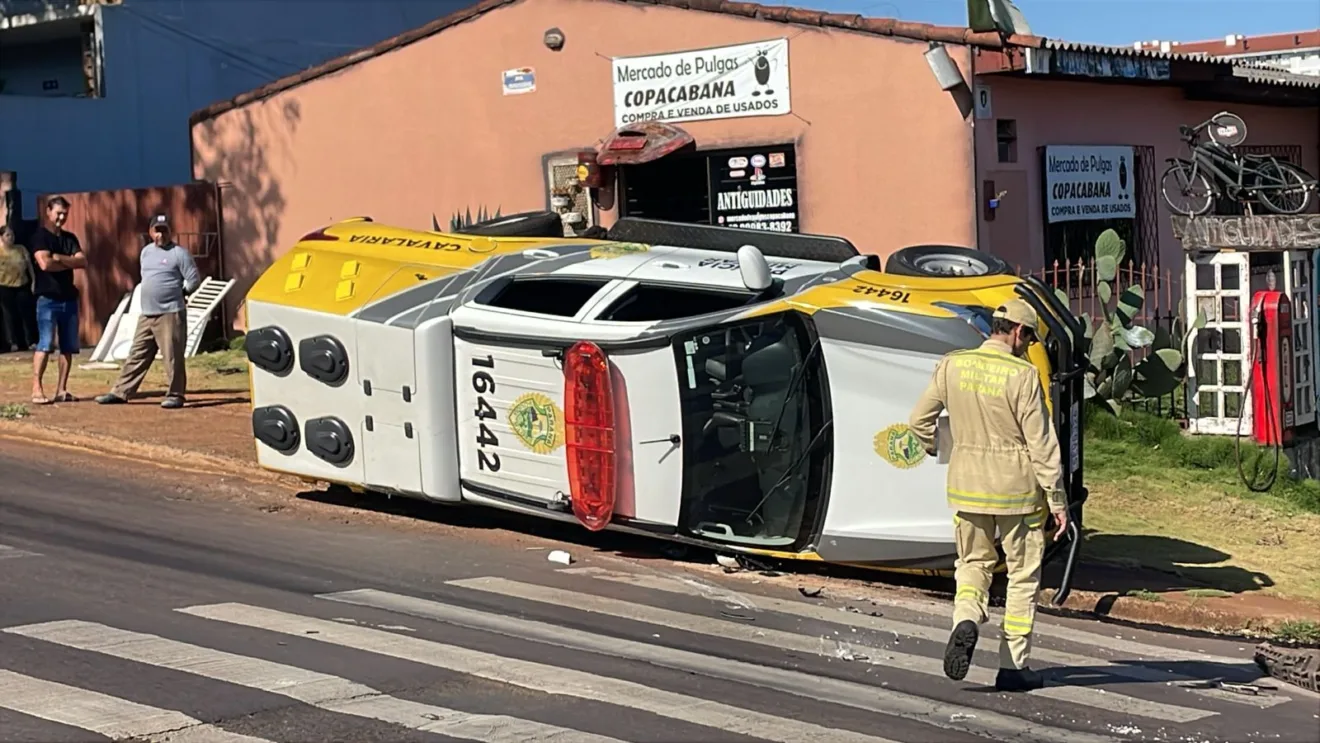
xmin=0 ymin=418 xmax=282 ymax=485
xmin=1039 ymin=586 xmax=1317 ymax=640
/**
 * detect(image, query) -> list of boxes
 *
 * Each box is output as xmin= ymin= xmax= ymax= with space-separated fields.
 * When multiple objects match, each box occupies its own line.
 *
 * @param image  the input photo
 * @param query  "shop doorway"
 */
xmin=619 ymin=145 xmax=799 ymax=233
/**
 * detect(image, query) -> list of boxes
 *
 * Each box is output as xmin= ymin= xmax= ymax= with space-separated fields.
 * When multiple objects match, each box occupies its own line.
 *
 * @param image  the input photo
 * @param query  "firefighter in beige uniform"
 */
xmin=908 ymin=298 xmax=1068 ymax=692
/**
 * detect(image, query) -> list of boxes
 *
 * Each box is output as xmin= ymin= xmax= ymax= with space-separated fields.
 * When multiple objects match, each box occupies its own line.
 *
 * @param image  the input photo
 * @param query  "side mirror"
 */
xmin=737 ymin=244 xmax=773 ymax=292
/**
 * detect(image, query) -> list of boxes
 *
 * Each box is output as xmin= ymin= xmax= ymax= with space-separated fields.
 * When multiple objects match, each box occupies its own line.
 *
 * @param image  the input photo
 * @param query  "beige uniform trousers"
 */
xmin=952 ymin=509 xmax=1046 ymax=670
xmin=110 ymin=311 xmax=187 ymax=400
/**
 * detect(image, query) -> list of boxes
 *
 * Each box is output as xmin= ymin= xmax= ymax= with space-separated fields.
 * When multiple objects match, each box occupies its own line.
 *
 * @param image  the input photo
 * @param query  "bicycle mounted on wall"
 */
xmin=1160 ymin=111 xmax=1318 ymax=217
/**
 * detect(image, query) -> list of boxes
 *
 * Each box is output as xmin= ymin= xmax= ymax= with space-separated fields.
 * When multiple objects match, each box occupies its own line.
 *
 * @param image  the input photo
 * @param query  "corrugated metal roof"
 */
xmin=1041 ymin=38 xmax=1319 ymax=82
xmin=1044 ymin=38 xmax=1223 ymax=63
xmin=1231 ymin=65 xmax=1320 ymax=88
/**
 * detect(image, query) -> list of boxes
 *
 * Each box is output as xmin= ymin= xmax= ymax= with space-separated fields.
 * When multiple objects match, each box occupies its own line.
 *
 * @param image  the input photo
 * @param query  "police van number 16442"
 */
xmin=472 ymin=355 xmax=501 ymax=472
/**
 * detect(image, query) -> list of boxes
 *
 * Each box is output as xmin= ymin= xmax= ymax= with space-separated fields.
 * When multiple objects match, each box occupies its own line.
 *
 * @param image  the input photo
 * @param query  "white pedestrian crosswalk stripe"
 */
xmin=446 ymin=576 xmax=1215 ymax=723
xmin=183 ymin=600 xmax=908 ymax=743
xmin=0 ymin=670 xmax=273 ymax=743
xmin=316 ymin=587 xmax=1125 ymax=743
xmin=0 ymin=544 xmax=41 ymax=561
xmin=0 ymin=567 xmax=1297 ymax=743
xmin=560 ymin=567 xmax=1283 ymax=708
xmin=3 ymin=620 xmax=627 ymax=743
xmin=569 ymin=567 xmax=1250 ymax=667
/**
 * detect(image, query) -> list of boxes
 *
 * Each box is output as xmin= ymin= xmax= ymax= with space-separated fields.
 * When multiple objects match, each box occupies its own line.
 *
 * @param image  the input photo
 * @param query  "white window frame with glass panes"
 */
xmin=1186 ymin=252 xmax=1251 ymax=436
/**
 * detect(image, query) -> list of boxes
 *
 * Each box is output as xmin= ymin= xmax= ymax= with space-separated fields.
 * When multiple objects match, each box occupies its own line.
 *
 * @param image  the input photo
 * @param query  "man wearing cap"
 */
xmin=95 ymin=215 xmax=201 ymax=409
xmin=907 ymin=297 xmax=1067 ymax=692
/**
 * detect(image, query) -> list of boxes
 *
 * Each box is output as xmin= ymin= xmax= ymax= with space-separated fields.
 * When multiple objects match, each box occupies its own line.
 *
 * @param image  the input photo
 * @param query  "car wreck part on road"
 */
xmin=239 ymin=217 xmax=1084 ymax=579
xmin=1254 ymin=643 xmax=1320 ymax=693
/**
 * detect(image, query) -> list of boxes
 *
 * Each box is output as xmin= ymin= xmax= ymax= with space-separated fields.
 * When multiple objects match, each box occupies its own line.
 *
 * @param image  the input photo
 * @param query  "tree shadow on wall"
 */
xmin=191 ymin=99 xmax=301 ymax=331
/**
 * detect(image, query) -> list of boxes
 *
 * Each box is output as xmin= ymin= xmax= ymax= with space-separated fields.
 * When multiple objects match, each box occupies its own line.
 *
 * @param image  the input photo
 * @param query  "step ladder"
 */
xmin=87 ymin=277 xmax=236 ymax=365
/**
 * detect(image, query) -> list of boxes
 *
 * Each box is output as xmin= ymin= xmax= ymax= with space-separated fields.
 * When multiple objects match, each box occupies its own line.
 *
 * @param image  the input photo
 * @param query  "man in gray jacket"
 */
xmin=95 ymin=214 xmax=201 ymax=409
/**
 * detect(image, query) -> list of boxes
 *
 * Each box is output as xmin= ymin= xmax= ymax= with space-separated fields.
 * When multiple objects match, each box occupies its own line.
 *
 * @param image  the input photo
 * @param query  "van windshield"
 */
xmin=671 ymin=312 xmax=830 ymax=548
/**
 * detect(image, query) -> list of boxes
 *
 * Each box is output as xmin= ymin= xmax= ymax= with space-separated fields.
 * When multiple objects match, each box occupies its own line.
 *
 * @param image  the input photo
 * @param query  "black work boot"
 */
xmin=995 ymin=666 xmax=1046 ymax=692
xmin=943 ymin=620 xmax=979 ymax=680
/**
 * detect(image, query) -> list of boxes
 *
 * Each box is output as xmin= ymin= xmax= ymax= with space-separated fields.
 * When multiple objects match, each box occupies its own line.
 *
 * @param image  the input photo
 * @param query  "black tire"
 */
xmin=884 ymin=245 xmax=1013 ymax=277
xmin=1256 ymin=161 xmax=1314 ymax=216
xmin=456 ymin=211 xmax=565 ymax=237
xmin=1160 ymin=161 xmax=1214 ymax=216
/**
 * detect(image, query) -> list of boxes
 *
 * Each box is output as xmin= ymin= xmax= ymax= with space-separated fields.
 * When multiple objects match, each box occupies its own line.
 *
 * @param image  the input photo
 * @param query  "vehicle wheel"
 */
xmin=456 ymin=211 xmax=565 ymax=237
xmin=1256 ymin=161 xmax=1314 ymax=216
xmin=884 ymin=245 xmax=1013 ymax=277
xmin=1159 ymin=161 xmax=1214 ymax=216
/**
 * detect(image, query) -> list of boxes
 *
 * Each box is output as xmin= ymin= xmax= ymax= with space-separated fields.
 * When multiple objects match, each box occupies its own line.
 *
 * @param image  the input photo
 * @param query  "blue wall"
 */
xmin=0 ymin=0 xmax=471 ymax=214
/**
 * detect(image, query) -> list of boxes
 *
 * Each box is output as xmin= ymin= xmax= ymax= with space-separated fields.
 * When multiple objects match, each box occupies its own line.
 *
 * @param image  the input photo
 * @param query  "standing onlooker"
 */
xmin=29 ymin=196 xmax=86 ymax=404
xmin=96 ymin=214 xmax=200 ymax=409
xmin=0 ymin=226 xmax=34 ymax=351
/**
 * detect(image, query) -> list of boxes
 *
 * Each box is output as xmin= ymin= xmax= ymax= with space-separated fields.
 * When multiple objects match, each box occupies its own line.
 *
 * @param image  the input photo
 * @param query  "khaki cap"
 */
xmin=993 ymin=298 xmax=1038 ymax=329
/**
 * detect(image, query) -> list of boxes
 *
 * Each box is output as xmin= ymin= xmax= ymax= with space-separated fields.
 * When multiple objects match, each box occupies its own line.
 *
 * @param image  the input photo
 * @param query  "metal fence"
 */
xmin=1024 ymin=257 xmax=1190 ymax=420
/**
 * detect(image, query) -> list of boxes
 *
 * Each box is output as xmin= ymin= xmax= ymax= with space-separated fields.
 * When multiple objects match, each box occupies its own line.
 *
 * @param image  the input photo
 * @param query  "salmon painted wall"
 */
xmin=973 ymin=75 xmax=1319 ymax=279
xmin=191 ymin=0 xmax=977 ymax=329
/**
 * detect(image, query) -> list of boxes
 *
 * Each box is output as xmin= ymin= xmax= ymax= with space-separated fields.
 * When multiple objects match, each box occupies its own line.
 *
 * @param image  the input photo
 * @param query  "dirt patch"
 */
xmin=0 ymin=349 xmax=255 ymax=462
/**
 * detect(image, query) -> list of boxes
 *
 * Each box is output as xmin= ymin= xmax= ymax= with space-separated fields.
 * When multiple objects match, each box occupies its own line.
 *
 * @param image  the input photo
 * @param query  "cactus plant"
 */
xmin=438 ymin=206 xmax=503 ymax=232
xmin=1070 ymin=229 xmax=1207 ymax=414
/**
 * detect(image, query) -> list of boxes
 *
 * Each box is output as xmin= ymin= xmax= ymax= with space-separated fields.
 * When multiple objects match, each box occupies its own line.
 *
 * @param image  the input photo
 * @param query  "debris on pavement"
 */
xmin=548 ymin=550 xmax=574 ymax=565
xmin=949 ymin=713 xmax=977 ymax=722
xmin=715 ymin=554 xmax=741 ymax=570
xmin=799 ymin=586 xmax=824 ymax=598
xmin=832 ymin=642 xmax=869 ymax=662
xmin=1216 ymin=680 xmax=1264 ymax=696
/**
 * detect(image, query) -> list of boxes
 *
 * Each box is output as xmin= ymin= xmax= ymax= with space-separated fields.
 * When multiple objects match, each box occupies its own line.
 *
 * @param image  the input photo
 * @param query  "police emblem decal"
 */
xmin=508 ymin=392 xmax=566 ymax=454
xmin=874 ymin=423 xmax=926 ymax=469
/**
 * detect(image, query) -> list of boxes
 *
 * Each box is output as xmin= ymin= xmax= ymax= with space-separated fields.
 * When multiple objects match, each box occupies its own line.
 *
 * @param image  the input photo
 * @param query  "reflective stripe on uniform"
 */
xmin=1003 ymin=613 xmax=1034 ymax=636
xmin=953 ymin=349 xmax=1036 ymax=370
xmin=956 ymin=585 xmax=987 ymax=604
xmin=1023 ymin=509 xmax=1047 ymax=529
xmin=948 ymin=489 xmax=1041 ymax=511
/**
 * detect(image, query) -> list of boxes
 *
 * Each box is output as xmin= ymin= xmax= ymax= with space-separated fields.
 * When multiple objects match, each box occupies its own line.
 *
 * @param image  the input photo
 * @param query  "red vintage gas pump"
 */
xmin=1250 ymin=290 xmax=1295 ymax=446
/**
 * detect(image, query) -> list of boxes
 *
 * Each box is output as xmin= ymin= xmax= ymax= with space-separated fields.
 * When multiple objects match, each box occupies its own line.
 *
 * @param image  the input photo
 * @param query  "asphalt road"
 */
xmin=1 ymin=442 xmax=1317 ymax=743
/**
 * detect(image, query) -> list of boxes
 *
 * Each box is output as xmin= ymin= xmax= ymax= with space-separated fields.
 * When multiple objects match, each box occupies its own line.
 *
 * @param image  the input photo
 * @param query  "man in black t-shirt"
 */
xmin=28 ymin=196 xmax=87 ymax=404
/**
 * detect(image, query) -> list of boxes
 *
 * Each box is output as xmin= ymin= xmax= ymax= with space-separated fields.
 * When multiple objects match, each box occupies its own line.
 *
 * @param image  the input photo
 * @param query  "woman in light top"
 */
xmin=0 ymin=225 xmax=34 ymax=351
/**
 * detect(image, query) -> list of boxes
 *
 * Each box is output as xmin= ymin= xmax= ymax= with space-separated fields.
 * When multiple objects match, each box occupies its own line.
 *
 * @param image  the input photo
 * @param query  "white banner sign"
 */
xmin=612 ymin=39 xmax=791 ymax=128
xmin=1044 ymin=145 xmax=1135 ymax=223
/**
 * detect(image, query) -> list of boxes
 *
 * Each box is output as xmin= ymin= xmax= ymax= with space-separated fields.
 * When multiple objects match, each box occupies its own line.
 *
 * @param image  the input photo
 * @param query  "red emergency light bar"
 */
xmin=564 ymin=341 xmax=616 ymax=531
